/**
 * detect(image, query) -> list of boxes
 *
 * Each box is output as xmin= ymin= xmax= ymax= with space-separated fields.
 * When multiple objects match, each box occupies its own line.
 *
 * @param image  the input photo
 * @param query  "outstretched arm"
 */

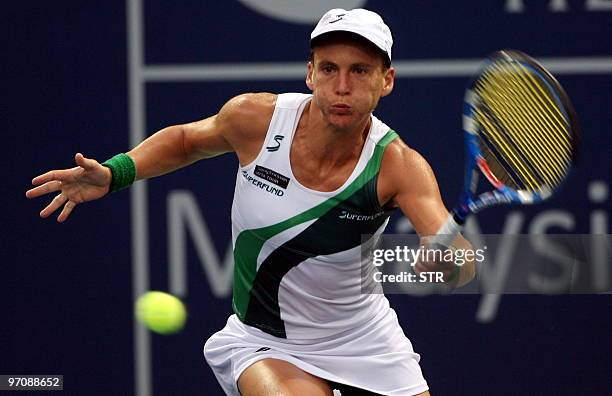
xmin=378 ymin=139 xmax=476 ymax=287
xmin=26 ymin=93 xmax=275 ymax=222
xmin=128 ymin=92 xmax=275 ymax=180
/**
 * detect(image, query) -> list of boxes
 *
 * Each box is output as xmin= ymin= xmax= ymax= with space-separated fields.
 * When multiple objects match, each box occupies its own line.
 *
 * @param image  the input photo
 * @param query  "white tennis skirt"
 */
xmin=203 ymin=307 xmax=428 ymax=395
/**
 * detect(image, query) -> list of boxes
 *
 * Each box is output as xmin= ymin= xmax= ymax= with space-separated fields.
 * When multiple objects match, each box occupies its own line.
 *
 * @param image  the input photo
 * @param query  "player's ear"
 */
xmin=381 ymin=67 xmax=395 ymax=97
xmin=306 ymin=61 xmax=314 ymax=91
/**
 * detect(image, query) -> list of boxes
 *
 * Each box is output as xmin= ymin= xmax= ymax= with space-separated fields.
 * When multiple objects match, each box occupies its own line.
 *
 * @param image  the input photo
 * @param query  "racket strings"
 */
xmin=475 ymin=106 xmax=542 ymax=190
xmin=478 ymin=98 xmax=561 ymax=188
xmin=508 ymin=62 xmax=572 ymax=139
xmin=475 ymin=95 xmax=548 ymax=190
xmin=476 ymin=135 xmax=523 ymax=190
xmin=473 ymin=60 xmax=574 ymax=191
xmin=475 ymin=98 xmax=563 ymax=191
xmin=477 ymin=71 xmax=568 ymax=185
xmin=490 ymin=60 xmax=573 ymax=155
xmin=493 ymin=61 xmax=573 ymax=162
xmin=479 ymin=73 xmax=572 ymax=185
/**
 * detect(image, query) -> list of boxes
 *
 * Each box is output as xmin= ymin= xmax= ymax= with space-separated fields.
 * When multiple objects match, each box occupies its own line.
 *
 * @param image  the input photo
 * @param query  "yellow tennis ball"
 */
xmin=135 ymin=291 xmax=187 ymax=334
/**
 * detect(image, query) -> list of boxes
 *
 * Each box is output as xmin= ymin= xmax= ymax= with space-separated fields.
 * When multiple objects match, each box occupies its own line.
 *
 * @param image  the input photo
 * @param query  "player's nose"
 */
xmin=335 ymin=72 xmax=351 ymax=96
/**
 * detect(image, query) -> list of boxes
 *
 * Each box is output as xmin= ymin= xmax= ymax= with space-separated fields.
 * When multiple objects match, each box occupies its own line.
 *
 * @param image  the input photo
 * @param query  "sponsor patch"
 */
xmin=254 ymin=165 xmax=290 ymax=189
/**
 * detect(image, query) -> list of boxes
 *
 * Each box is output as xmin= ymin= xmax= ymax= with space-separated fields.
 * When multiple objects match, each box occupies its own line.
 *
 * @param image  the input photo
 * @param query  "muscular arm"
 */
xmin=378 ymin=139 xmax=475 ymax=287
xmin=27 ymin=93 xmax=275 ymax=222
xmin=127 ymin=93 xmax=275 ymax=180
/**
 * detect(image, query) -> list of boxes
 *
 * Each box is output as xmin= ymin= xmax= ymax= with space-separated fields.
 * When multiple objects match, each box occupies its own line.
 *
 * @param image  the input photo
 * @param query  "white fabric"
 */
xmin=204 ymin=308 xmax=429 ymax=395
xmin=211 ymin=93 xmax=429 ymax=394
xmin=230 ymin=93 xmax=395 ymax=340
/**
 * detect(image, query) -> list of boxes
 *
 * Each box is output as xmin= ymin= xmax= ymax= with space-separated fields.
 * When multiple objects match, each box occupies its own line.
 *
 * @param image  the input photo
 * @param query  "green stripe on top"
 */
xmin=232 ymin=129 xmax=399 ymax=320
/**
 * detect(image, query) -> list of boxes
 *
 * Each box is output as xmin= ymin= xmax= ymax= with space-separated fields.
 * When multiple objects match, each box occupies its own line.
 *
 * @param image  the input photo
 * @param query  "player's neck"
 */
xmin=298 ymin=102 xmax=371 ymax=165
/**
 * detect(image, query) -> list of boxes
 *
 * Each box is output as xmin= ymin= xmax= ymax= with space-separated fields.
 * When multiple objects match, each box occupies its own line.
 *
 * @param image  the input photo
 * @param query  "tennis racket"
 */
xmin=435 ymin=49 xmax=580 ymax=245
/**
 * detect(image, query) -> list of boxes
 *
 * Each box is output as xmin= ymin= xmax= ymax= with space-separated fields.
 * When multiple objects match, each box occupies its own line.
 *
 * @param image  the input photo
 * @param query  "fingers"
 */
xmin=31 ymin=167 xmax=80 ymax=186
xmin=30 ymin=153 xmax=94 ymax=190
xmin=31 ymin=170 xmax=57 ymax=186
xmin=75 ymin=153 xmax=98 ymax=170
xmin=57 ymin=200 xmax=77 ymax=223
xmin=25 ymin=180 xmax=62 ymax=199
xmin=37 ymin=193 xmax=78 ymax=222
xmin=40 ymin=193 xmax=68 ymax=219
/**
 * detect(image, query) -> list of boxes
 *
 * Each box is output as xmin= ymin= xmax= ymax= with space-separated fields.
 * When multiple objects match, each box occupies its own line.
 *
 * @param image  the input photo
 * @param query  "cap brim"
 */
xmin=310 ymin=29 xmax=390 ymax=63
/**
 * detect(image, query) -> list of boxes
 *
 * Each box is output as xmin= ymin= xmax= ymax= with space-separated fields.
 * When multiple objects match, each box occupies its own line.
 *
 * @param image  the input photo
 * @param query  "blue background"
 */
xmin=6 ymin=1 xmax=611 ymax=395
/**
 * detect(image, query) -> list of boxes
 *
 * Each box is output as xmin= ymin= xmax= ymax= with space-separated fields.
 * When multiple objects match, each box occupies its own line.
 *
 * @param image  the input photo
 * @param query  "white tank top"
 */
xmin=231 ymin=93 xmax=399 ymax=340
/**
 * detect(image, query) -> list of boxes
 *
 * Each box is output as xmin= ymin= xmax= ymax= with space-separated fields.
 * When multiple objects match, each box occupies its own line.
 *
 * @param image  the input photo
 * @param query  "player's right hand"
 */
xmin=26 ymin=153 xmax=112 ymax=222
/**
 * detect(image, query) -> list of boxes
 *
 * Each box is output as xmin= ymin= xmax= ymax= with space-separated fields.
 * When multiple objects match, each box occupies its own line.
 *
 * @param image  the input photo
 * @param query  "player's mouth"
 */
xmin=330 ymin=104 xmax=352 ymax=115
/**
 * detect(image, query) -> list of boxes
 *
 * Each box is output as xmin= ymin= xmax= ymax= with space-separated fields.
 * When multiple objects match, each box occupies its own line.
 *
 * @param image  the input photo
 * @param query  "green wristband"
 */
xmin=102 ymin=153 xmax=136 ymax=193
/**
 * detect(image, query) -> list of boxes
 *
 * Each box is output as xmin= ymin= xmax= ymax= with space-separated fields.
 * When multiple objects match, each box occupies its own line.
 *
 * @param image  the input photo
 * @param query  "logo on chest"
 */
xmin=242 ymin=166 xmax=291 ymax=197
xmin=254 ymin=166 xmax=290 ymax=188
xmin=266 ymin=135 xmax=284 ymax=152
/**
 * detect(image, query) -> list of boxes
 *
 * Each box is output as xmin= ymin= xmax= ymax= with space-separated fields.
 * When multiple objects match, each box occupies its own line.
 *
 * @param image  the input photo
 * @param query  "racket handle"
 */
xmin=432 ymin=212 xmax=464 ymax=247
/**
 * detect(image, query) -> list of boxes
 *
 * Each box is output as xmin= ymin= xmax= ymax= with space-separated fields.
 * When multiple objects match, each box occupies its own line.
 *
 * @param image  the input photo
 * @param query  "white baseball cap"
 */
xmin=310 ymin=8 xmax=393 ymax=63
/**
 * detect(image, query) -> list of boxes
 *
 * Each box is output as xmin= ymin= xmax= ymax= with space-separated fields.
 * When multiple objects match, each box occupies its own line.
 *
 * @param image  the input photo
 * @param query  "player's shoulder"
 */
xmin=227 ymin=92 xmax=277 ymax=110
xmin=377 ymin=134 xmax=441 ymax=207
xmin=379 ymin=134 xmax=439 ymax=192
xmin=220 ymin=92 xmax=277 ymax=123
xmin=217 ymin=92 xmax=277 ymax=139
xmin=381 ymin=136 xmax=431 ymax=174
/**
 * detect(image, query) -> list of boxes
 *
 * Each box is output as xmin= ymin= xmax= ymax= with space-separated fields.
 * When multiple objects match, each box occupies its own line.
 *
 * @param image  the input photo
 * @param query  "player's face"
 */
xmin=307 ymin=41 xmax=394 ymax=131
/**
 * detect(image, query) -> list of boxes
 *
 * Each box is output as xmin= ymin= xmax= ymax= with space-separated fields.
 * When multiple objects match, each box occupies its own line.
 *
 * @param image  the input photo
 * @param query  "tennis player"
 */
xmin=27 ymin=8 xmax=475 ymax=395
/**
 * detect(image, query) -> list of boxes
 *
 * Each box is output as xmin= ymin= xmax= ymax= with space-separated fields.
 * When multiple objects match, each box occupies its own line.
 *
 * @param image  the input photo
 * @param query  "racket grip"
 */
xmin=432 ymin=212 xmax=464 ymax=247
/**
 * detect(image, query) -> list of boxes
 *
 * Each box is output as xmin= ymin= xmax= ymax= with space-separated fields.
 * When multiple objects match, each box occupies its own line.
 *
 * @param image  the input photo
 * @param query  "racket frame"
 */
xmin=434 ymin=50 xmax=579 ymax=246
